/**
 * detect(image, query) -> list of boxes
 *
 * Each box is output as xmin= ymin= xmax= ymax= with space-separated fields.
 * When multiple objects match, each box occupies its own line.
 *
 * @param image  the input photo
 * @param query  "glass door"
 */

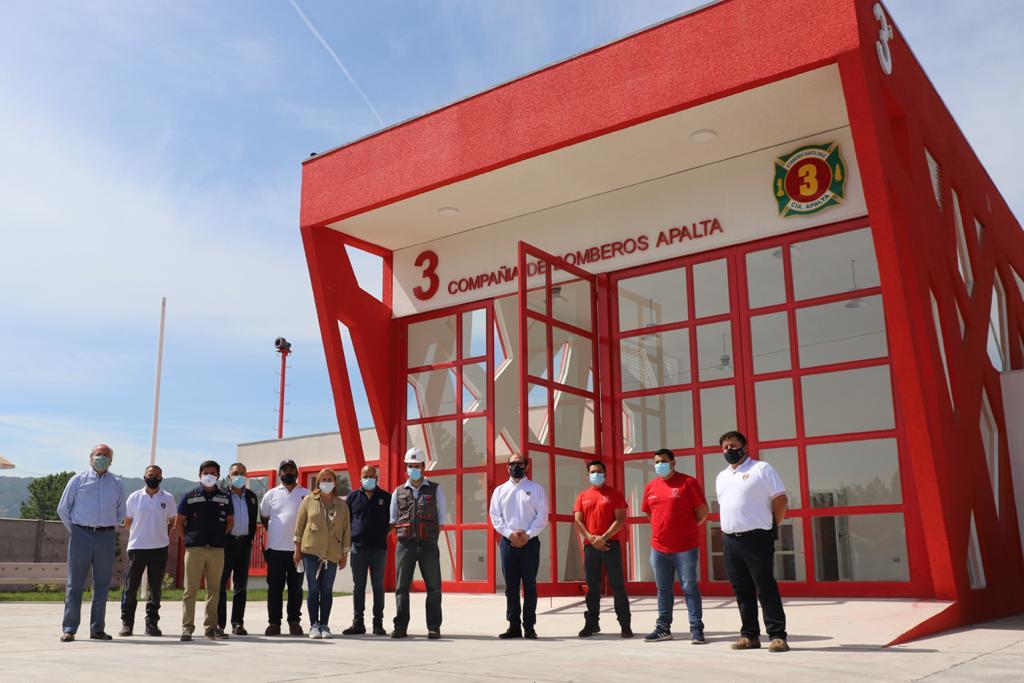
xmin=517 ymin=241 xmax=601 ymax=593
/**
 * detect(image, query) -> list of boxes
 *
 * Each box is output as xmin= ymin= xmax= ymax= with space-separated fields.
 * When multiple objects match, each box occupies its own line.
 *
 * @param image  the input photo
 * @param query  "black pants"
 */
xmin=350 ymin=546 xmax=387 ymax=626
xmin=218 ymin=536 xmax=252 ymax=628
xmin=723 ymin=530 xmax=787 ymax=640
xmin=265 ymin=548 xmax=303 ymax=625
xmin=394 ymin=539 xmax=442 ymax=631
xmin=499 ymin=536 xmax=540 ymax=628
xmin=120 ymin=546 xmax=168 ymax=628
xmin=583 ymin=541 xmax=630 ymax=627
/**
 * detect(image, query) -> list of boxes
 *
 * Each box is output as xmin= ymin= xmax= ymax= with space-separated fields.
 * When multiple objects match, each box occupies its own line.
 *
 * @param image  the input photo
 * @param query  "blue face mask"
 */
xmin=92 ymin=455 xmax=111 ymax=472
xmin=362 ymin=477 xmax=377 ymax=490
xmin=229 ymin=475 xmax=246 ymax=489
xmin=589 ymin=472 xmax=605 ymax=486
xmin=407 ymin=467 xmax=423 ymax=481
xmin=654 ymin=461 xmax=672 ymax=477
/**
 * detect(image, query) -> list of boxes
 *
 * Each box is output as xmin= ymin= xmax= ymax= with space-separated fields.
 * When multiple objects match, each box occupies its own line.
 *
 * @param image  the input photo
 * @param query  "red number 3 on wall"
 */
xmin=413 ymin=250 xmax=440 ymax=300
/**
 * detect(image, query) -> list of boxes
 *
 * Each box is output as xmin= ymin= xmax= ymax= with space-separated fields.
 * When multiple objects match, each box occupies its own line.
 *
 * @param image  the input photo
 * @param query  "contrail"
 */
xmin=287 ymin=0 xmax=385 ymax=128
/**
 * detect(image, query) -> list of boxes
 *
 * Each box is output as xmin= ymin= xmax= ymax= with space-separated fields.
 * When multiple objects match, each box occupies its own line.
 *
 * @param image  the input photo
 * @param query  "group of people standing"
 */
xmin=56 ymin=429 xmax=790 ymax=652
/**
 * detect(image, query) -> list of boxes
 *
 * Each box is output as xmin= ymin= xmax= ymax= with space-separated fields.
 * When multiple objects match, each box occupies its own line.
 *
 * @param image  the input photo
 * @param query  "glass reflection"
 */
xmin=619 ymin=328 xmax=691 ymax=392
xmin=617 ymin=268 xmax=687 ymax=331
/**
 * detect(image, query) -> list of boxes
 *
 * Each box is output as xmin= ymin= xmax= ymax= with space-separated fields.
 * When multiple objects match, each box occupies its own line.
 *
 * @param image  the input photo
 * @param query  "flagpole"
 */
xmin=149 ymin=297 xmax=167 ymax=466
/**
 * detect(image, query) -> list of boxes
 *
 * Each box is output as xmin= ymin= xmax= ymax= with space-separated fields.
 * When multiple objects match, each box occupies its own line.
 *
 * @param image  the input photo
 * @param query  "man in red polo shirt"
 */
xmin=572 ymin=460 xmax=631 ymax=638
xmin=641 ymin=448 xmax=709 ymax=644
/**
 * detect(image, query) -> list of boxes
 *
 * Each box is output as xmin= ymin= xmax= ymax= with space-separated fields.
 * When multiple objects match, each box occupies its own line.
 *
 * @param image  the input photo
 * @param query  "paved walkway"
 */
xmin=0 ymin=594 xmax=1021 ymax=681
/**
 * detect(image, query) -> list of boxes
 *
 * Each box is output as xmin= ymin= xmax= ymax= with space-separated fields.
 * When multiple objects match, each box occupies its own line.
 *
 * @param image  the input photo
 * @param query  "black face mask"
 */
xmin=724 ymin=447 xmax=745 ymax=465
xmin=144 ymin=477 xmax=161 ymax=489
xmin=508 ymin=463 xmax=526 ymax=479
xmin=281 ymin=473 xmax=298 ymax=486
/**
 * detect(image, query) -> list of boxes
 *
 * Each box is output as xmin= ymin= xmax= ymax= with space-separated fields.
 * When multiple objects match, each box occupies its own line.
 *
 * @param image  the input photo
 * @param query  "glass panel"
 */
xmin=462 ymin=309 xmax=487 ymax=358
xmin=792 ymin=228 xmax=881 ymax=301
xmin=693 ymin=258 xmax=730 ymax=318
xmin=461 ymin=473 xmax=488 ymax=523
xmin=555 ymin=455 xmax=590 ymax=515
xmin=796 ymin=295 xmax=888 ymax=367
xmin=527 ymin=383 xmax=549 ymax=445
xmin=428 ymin=474 xmax=457 ymax=524
xmin=750 ymin=312 xmax=791 ymax=374
xmin=407 ymin=421 xmax=457 ymax=471
xmin=553 ymin=392 xmax=595 ymax=453
xmin=708 ymin=522 xmax=727 ymax=580
xmin=462 ymin=362 xmax=488 ymax=412
xmin=552 ymin=326 xmax=594 ymax=391
xmin=494 ymin=295 xmax=520 ymax=459
xmin=462 ymin=417 xmax=487 ymax=467
xmin=700 ymin=385 xmax=736 ymax=447
xmin=774 ymin=519 xmax=806 ymax=581
xmin=623 ymin=459 xmax=649 ymax=516
xmin=675 ymin=455 xmax=696 ymax=478
xmin=462 ymin=530 xmax=488 ymax=582
xmin=746 ymin=247 xmax=787 ymax=308
xmin=408 ymin=315 xmax=457 ymax=367
xmin=558 ymin=521 xmax=587 ymax=581
xmin=812 ymin=513 xmax=909 ymax=582
xmin=526 ymin=318 xmax=548 ymax=380
xmin=552 ymin=277 xmax=592 ymax=331
xmin=247 ymin=475 xmax=271 ymax=506
xmin=621 ymin=390 xmax=694 ymax=453
xmin=754 ymin=378 xmax=796 ymax=441
xmin=620 ymin=328 xmax=691 ymax=392
xmin=802 ymin=366 xmax=895 ymax=437
xmin=528 ymin=450 xmax=550 ymax=505
xmin=759 ymin=448 xmax=800 ymax=508
xmin=628 ymin=522 xmax=655 ymax=581
xmin=438 ymin=529 xmax=456 ymax=581
xmin=617 ymin=267 xmax=687 ymax=331
xmin=703 ymin=453 xmax=722 ymax=513
xmin=807 ymin=439 xmax=902 ymax=508
xmin=335 ymin=472 xmax=353 ymax=497
xmin=696 ymin=321 xmax=734 ymax=380
xmin=407 ymin=368 xmax=457 ymax=417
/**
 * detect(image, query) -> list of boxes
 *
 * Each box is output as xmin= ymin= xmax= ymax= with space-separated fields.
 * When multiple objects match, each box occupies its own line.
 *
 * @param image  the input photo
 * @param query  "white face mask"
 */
xmin=200 ymin=474 xmax=218 ymax=488
xmin=319 ymin=481 xmax=335 ymax=494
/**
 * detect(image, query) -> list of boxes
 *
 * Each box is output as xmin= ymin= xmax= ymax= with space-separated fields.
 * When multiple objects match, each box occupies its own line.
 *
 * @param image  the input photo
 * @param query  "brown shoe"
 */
xmin=768 ymin=638 xmax=790 ymax=652
xmin=265 ymin=624 xmax=281 ymax=636
xmin=288 ymin=622 xmax=304 ymax=636
xmin=731 ymin=636 xmax=761 ymax=650
xmin=60 ymin=632 xmax=75 ymax=643
xmin=232 ymin=625 xmax=248 ymax=636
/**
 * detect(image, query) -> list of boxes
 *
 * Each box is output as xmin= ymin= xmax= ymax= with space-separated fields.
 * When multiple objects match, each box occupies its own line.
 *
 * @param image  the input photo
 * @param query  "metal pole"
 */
xmin=149 ymin=297 xmax=167 ymax=466
xmin=277 ymin=348 xmax=289 ymax=439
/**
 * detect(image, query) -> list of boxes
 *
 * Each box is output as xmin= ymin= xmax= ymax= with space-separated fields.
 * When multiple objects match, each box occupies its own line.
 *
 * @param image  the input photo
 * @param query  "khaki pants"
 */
xmin=182 ymin=546 xmax=225 ymax=633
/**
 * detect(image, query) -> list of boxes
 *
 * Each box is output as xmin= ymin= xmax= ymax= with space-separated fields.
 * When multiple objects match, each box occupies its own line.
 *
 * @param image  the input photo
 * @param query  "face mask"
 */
xmin=654 ymin=461 xmax=671 ymax=477
xmin=362 ymin=477 xmax=377 ymax=490
xmin=92 ymin=455 xmax=111 ymax=472
xmin=508 ymin=463 xmax=526 ymax=479
xmin=144 ymin=476 xmax=161 ymax=489
xmin=200 ymin=474 xmax=218 ymax=488
xmin=724 ymin=447 xmax=745 ymax=465
xmin=407 ymin=467 xmax=423 ymax=481
xmin=589 ymin=472 xmax=605 ymax=486
xmin=280 ymin=473 xmax=298 ymax=486
xmin=229 ymin=475 xmax=247 ymax=489
xmin=319 ymin=481 xmax=335 ymax=494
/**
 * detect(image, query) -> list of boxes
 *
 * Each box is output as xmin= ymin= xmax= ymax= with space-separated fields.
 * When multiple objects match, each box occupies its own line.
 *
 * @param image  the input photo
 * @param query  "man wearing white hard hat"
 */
xmin=389 ymin=447 xmax=447 ymax=639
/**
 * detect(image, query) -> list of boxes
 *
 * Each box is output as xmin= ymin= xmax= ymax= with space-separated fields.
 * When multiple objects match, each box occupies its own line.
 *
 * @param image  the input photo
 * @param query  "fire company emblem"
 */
xmin=774 ymin=143 xmax=847 ymax=217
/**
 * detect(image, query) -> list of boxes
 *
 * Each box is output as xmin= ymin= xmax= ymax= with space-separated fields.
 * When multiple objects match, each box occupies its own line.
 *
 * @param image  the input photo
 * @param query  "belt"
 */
xmin=723 ymin=528 xmax=771 ymax=538
xmin=75 ymin=524 xmax=115 ymax=531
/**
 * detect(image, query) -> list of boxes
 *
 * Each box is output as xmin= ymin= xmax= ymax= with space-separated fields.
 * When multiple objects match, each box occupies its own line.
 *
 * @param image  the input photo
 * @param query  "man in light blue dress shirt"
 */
xmin=56 ymin=444 xmax=126 ymax=642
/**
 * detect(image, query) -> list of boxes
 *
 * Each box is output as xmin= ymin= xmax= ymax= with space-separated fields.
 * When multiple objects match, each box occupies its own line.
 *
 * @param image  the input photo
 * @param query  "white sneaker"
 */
xmin=309 ymin=625 xmax=322 ymax=640
xmin=320 ymin=626 xmax=333 ymax=639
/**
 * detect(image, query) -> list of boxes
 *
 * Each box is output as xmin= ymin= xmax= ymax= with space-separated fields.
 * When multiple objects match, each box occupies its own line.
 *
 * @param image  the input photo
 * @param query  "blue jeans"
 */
xmin=63 ymin=526 xmax=116 ymax=635
xmin=650 ymin=547 xmax=703 ymax=632
xmin=302 ymin=554 xmax=338 ymax=627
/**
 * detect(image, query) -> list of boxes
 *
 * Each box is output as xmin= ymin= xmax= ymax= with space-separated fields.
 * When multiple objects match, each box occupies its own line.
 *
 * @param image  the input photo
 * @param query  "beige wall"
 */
xmin=235 ymin=429 xmax=381 ymax=474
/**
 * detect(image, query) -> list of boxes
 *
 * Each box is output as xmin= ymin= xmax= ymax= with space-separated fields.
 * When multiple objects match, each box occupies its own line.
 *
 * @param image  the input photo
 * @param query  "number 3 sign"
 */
xmin=873 ymin=3 xmax=894 ymax=75
xmin=413 ymin=250 xmax=440 ymax=300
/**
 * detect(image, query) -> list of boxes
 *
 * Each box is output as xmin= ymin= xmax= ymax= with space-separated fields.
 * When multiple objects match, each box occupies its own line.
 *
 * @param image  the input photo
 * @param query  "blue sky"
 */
xmin=1 ymin=0 xmax=1021 ymax=481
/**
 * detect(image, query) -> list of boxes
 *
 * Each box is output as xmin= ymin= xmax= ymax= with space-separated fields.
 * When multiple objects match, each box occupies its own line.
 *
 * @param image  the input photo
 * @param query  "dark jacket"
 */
xmin=230 ymin=487 xmax=260 ymax=542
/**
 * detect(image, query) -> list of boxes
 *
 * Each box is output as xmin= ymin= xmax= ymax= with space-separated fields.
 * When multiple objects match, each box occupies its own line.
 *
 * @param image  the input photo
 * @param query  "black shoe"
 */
xmin=342 ymin=622 xmax=366 ymax=635
xmin=231 ymin=625 xmax=247 ymax=636
xmin=427 ymin=629 xmax=441 ymax=640
xmin=204 ymin=628 xmax=218 ymax=640
xmin=59 ymin=632 xmax=74 ymax=643
xmin=288 ymin=622 xmax=304 ymax=636
xmin=265 ymin=624 xmax=281 ymax=636
xmin=118 ymin=625 xmax=132 ymax=637
xmin=621 ymin=625 xmax=634 ymax=639
xmin=145 ymin=625 xmax=162 ymax=637
xmin=89 ymin=632 xmax=112 ymax=641
xmin=644 ymin=627 xmax=672 ymax=642
xmin=578 ymin=623 xmax=600 ymax=638
xmin=372 ymin=623 xmax=387 ymax=636
xmin=390 ymin=629 xmax=407 ymax=639
xmin=213 ymin=627 xmax=229 ymax=640
xmin=499 ymin=626 xmax=523 ymax=639
xmin=524 ymin=626 xmax=537 ymax=639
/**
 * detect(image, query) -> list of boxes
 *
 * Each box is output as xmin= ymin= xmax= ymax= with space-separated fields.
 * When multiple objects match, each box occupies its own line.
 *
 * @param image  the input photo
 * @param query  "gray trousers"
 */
xmin=63 ymin=526 xmax=116 ymax=634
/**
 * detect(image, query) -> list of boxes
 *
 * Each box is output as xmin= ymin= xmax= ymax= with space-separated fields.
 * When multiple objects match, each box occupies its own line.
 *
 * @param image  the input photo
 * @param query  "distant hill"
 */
xmin=0 ymin=475 xmax=204 ymax=518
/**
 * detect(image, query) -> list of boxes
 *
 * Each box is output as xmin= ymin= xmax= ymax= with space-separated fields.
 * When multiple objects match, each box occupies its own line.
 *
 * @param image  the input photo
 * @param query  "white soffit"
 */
xmin=329 ymin=64 xmax=849 ymax=250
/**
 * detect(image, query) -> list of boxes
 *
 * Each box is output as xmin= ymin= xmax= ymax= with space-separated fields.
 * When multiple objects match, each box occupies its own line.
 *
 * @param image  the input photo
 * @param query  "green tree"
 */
xmin=20 ymin=471 xmax=76 ymax=520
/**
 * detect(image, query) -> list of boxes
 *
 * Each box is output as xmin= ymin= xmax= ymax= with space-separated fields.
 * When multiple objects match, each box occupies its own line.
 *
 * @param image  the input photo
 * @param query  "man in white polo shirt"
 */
xmin=259 ymin=459 xmax=310 ymax=636
xmin=716 ymin=430 xmax=790 ymax=653
xmin=119 ymin=464 xmax=177 ymax=637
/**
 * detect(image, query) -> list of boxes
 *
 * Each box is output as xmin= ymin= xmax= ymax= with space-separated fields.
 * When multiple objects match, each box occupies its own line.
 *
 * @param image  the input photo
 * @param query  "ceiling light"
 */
xmin=690 ymin=129 xmax=717 ymax=143
xmin=438 ymin=206 xmax=460 ymax=217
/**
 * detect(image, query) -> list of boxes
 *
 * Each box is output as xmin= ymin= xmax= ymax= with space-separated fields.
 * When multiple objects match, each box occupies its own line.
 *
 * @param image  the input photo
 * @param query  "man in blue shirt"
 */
xmin=218 ymin=462 xmax=259 ymax=635
xmin=343 ymin=464 xmax=391 ymax=636
xmin=56 ymin=444 xmax=127 ymax=642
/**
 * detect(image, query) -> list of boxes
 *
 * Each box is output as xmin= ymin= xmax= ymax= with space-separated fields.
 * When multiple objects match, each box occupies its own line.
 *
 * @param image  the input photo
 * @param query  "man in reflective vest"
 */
xmin=389 ymin=447 xmax=447 ymax=639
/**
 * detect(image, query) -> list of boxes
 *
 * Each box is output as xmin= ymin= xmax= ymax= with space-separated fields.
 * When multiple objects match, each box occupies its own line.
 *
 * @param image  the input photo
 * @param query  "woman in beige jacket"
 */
xmin=292 ymin=468 xmax=351 ymax=639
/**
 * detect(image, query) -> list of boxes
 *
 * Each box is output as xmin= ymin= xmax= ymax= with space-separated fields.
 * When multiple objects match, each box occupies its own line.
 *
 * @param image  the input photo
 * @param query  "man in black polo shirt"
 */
xmin=175 ymin=460 xmax=234 ymax=642
xmin=343 ymin=464 xmax=391 ymax=636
